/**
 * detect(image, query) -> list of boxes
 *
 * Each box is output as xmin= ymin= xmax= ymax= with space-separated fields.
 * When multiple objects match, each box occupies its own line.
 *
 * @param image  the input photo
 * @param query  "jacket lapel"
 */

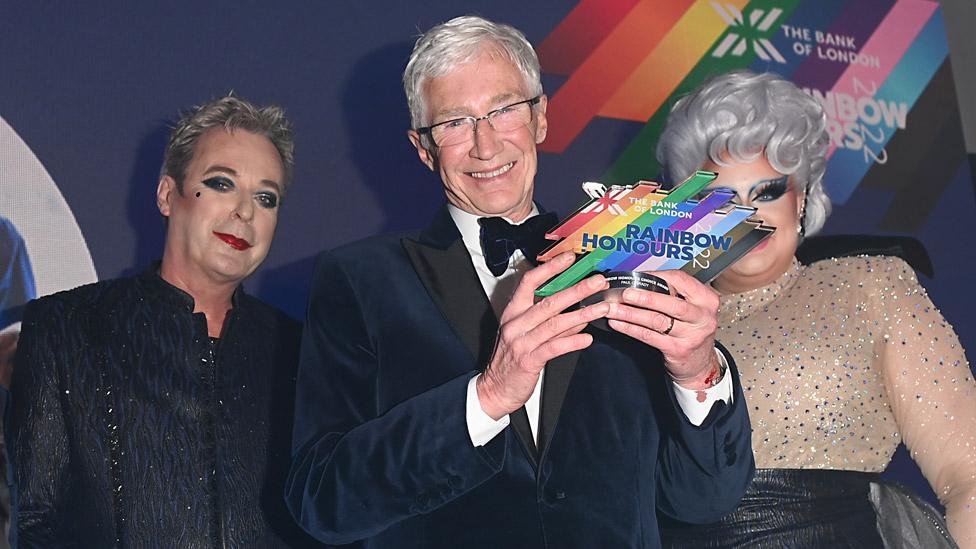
xmin=538 ymin=349 xmax=580 ymax=456
xmin=402 ymin=206 xmax=538 ymax=462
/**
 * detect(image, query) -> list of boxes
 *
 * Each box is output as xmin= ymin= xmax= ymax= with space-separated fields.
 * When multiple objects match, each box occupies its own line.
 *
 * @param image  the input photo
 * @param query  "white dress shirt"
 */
xmin=448 ymin=205 xmax=733 ymax=447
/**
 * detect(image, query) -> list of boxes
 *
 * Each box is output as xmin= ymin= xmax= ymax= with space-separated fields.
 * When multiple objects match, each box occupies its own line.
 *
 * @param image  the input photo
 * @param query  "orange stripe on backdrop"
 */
xmin=537 ymin=0 xmax=639 ymax=76
xmin=540 ymin=0 xmax=695 ymax=154
xmin=600 ymin=0 xmax=750 ymax=121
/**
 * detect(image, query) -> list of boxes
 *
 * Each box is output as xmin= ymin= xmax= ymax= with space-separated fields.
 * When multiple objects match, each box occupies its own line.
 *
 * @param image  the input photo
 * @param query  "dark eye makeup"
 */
xmin=201 ymin=175 xmax=278 ymax=209
xmin=255 ymin=192 xmax=278 ymax=209
xmin=750 ymin=176 xmax=790 ymax=203
xmin=202 ymin=176 xmax=234 ymax=192
xmin=694 ymin=175 xmax=790 ymax=205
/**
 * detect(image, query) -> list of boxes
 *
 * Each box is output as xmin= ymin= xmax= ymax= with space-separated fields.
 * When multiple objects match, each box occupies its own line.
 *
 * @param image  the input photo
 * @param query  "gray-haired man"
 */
xmin=287 ymin=16 xmax=754 ymax=549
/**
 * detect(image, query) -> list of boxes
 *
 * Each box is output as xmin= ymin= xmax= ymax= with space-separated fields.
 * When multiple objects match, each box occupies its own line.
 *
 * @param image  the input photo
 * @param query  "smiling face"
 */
xmin=407 ymin=47 xmax=547 ymax=222
xmin=157 ymin=128 xmax=283 ymax=291
xmin=701 ymin=156 xmax=805 ymax=294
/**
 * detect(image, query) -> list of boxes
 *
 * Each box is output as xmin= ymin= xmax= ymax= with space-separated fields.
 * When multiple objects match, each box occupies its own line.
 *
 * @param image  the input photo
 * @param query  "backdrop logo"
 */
xmin=535 ymin=0 xmax=955 ymax=233
xmin=781 ymin=22 xmax=881 ymax=68
xmin=710 ymin=3 xmax=786 ymax=63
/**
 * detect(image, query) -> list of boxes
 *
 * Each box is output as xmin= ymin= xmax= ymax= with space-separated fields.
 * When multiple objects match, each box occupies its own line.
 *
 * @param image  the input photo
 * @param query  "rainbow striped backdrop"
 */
xmin=537 ymin=0 xmax=948 ymax=215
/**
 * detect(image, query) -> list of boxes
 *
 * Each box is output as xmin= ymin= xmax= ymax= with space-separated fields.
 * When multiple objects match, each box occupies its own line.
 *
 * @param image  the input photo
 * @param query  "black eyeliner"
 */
xmin=202 ymin=175 xmax=233 ymax=191
xmin=750 ymin=176 xmax=789 ymax=202
xmin=257 ymin=192 xmax=279 ymax=209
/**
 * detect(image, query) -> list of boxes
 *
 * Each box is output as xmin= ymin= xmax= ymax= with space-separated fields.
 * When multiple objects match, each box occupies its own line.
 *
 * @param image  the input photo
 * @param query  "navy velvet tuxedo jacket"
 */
xmin=286 ymin=206 xmax=754 ymax=548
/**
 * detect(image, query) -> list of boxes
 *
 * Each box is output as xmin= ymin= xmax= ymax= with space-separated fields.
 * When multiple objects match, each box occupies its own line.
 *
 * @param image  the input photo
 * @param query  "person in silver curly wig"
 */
xmin=657 ymin=70 xmax=830 ymax=294
xmin=657 ymin=70 xmax=975 ymax=549
xmin=657 ymin=69 xmax=830 ymax=236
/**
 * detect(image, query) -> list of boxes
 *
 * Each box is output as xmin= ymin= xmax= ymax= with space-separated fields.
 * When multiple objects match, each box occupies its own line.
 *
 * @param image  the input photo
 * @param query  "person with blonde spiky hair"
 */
xmin=10 ymin=95 xmax=317 ymax=548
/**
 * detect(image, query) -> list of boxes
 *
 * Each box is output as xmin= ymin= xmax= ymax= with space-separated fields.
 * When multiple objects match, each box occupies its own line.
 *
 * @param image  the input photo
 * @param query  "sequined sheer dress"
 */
xmin=662 ymin=255 xmax=976 ymax=548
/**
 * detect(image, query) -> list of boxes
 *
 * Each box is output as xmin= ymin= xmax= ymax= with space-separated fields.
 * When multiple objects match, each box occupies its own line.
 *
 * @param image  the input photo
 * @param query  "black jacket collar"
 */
xmin=137 ymin=262 xmax=245 ymax=313
xmin=416 ymin=204 xmax=464 ymax=250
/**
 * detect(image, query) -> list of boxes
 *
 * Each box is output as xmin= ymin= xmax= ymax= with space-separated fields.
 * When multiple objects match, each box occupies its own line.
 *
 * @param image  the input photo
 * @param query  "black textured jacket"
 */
xmin=8 ymin=266 xmax=317 ymax=548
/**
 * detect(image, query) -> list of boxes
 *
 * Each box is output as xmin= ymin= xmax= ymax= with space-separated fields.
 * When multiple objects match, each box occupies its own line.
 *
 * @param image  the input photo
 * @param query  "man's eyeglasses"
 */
xmin=417 ymin=96 xmax=542 ymax=147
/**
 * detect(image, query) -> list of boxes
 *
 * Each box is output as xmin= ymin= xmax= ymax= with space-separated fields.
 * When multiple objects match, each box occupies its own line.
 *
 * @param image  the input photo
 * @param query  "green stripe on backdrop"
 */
xmin=602 ymin=0 xmax=801 ymax=185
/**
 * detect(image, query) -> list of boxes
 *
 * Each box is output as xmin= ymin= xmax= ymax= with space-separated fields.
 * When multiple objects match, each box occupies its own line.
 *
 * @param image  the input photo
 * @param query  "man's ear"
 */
xmin=157 ymin=176 xmax=176 ymax=217
xmin=534 ymin=95 xmax=549 ymax=144
xmin=407 ymin=130 xmax=437 ymax=171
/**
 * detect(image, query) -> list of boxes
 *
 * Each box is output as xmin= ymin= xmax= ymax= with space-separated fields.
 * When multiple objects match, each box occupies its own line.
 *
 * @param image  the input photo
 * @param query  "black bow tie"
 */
xmin=478 ymin=212 xmax=558 ymax=277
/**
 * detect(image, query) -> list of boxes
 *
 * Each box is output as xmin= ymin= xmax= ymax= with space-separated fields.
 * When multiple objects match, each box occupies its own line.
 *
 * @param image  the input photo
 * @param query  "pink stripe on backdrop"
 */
xmin=825 ymin=0 xmax=938 ymax=158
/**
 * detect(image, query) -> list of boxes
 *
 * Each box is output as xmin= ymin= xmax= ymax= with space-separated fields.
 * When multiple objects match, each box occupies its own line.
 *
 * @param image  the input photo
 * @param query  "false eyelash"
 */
xmin=750 ymin=176 xmax=789 ymax=202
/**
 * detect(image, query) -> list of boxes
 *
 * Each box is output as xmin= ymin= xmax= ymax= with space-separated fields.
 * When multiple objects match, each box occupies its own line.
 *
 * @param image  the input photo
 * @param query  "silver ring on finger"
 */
xmin=661 ymin=316 xmax=675 ymax=335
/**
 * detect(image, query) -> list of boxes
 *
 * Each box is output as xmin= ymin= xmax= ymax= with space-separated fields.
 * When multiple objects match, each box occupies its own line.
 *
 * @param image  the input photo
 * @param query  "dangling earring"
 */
xmin=797 ymin=197 xmax=807 ymax=239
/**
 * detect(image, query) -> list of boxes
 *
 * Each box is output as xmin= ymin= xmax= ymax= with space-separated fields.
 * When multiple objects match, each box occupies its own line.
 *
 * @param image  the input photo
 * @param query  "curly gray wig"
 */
xmin=656 ymin=70 xmax=831 ymax=236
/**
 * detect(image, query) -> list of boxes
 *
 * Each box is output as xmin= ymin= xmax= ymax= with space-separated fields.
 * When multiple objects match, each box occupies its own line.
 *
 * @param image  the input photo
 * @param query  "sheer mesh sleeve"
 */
xmin=873 ymin=256 xmax=976 ymax=548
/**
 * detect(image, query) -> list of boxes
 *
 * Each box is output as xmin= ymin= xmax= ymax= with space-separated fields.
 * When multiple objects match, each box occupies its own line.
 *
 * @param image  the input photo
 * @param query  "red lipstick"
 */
xmin=213 ymin=232 xmax=252 ymax=250
xmin=748 ymin=237 xmax=770 ymax=254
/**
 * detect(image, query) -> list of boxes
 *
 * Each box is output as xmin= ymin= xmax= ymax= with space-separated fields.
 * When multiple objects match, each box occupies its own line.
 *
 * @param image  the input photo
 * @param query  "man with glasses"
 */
xmin=287 ymin=15 xmax=753 ymax=548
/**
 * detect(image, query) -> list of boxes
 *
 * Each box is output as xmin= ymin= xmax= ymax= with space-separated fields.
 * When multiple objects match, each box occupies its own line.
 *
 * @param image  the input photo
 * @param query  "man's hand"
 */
xmin=476 ymin=253 xmax=609 ymax=420
xmin=604 ymin=270 xmax=721 ymax=390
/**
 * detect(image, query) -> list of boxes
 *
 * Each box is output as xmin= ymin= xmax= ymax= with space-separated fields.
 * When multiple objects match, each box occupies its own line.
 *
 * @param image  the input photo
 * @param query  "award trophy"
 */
xmin=534 ymin=171 xmax=775 ymax=328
